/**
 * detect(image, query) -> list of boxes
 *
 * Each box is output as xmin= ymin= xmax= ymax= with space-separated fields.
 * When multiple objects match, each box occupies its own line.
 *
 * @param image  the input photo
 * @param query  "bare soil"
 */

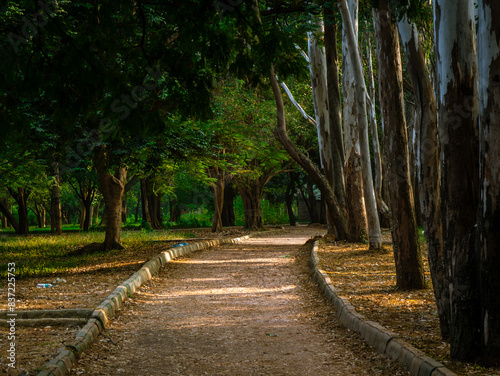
xmin=57 ymin=226 xmax=407 ymax=376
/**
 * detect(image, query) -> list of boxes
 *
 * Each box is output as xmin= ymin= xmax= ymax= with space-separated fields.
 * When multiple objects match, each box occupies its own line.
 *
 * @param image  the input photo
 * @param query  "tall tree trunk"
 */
xmin=324 ymin=6 xmax=349 ymax=239
xmin=365 ymin=30 xmax=390 ymax=222
xmin=434 ymin=0 xmax=480 ymax=361
xmin=373 ymin=2 xmax=424 ymax=289
xmin=270 ymin=67 xmax=349 ymax=239
xmin=398 ymin=15 xmax=449 ymax=338
xmin=477 ymin=0 xmax=500 ymax=365
xmin=337 ymin=0 xmax=382 ymax=248
xmin=308 ymin=17 xmax=337 ymax=234
xmin=341 ymin=0 xmax=368 ymax=242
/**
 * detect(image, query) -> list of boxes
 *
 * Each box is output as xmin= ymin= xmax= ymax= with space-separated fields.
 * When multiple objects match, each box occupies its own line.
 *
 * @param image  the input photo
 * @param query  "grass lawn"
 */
xmin=0 ymin=229 xmax=196 ymax=280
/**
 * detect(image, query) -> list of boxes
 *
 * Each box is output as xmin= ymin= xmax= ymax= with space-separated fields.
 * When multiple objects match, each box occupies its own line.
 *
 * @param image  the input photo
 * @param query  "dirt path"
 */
xmin=68 ymin=226 xmax=405 ymax=375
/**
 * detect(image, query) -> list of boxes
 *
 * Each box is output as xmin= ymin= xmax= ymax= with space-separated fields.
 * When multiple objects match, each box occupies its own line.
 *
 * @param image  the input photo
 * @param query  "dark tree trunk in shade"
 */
xmin=434 ymin=0 xmax=480 ymax=360
xmin=221 ymin=183 xmax=236 ymax=227
xmin=373 ymin=2 xmax=424 ymax=290
xmin=398 ymin=15 xmax=449 ymax=338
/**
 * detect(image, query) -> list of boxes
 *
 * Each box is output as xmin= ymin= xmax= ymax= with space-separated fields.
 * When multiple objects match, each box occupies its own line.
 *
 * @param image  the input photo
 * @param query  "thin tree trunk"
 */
xmin=285 ymin=174 xmax=296 ymax=226
xmin=477 ymin=0 xmax=500 ymax=365
xmin=337 ymin=0 xmax=381 ymax=248
xmin=308 ymin=17 xmax=337 ymax=234
xmin=122 ymin=193 xmax=128 ymax=223
xmin=50 ymin=162 xmax=63 ymax=235
xmin=398 ymin=15 xmax=449 ymax=338
xmin=324 ymin=6 xmax=349 ymax=239
xmin=435 ymin=0 xmax=480 ymax=361
xmin=209 ymin=167 xmax=225 ymax=232
xmin=341 ymin=0 xmax=368 ymax=242
xmin=365 ymin=30 xmax=390 ymax=222
xmin=140 ymin=178 xmax=152 ymax=225
xmin=373 ymin=2 xmax=424 ymax=289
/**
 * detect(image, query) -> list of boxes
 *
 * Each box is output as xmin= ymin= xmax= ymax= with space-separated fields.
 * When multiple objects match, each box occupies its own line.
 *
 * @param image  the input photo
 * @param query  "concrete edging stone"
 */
xmin=35 ymin=228 xmax=284 ymax=376
xmin=309 ymin=240 xmax=457 ymax=376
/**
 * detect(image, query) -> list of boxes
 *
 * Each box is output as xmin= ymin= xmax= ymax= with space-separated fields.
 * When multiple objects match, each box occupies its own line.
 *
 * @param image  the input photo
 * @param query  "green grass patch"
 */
xmin=0 ymin=230 xmax=194 ymax=280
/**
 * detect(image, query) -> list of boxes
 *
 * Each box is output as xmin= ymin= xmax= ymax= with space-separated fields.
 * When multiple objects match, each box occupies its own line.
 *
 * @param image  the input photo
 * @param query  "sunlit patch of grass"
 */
xmin=0 ymin=230 xmax=194 ymax=279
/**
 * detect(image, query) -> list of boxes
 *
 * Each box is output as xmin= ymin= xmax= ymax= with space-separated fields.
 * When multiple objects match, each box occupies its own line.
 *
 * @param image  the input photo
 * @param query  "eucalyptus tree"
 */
xmin=477 ymin=0 xmax=500 ymax=365
xmin=434 ymin=0 xmax=480 ymax=361
xmin=372 ymin=0 xmax=424 ymax=289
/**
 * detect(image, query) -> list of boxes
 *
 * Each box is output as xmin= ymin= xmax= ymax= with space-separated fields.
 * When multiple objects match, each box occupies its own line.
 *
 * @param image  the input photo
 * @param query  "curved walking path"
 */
xmin=68 ymin=227 xmax=404 ymax=375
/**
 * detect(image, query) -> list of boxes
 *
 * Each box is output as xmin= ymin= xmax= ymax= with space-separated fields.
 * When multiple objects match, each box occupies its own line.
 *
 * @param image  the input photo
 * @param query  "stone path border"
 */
xmin=35 ymin=229 xmax=284 ymax=376
xmin=309 ymin=240 xmax=457 ymax=376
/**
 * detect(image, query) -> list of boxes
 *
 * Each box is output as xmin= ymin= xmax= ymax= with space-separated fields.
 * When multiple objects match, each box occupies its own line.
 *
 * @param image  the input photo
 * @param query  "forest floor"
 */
xmin=317 ymin=231 xmax=500 ymax=376
xmin=2 ymin=226 xmax=405 ymax=375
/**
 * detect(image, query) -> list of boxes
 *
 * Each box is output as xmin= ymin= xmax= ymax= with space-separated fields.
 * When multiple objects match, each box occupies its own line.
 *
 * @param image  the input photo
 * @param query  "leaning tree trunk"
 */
xmin=477 ymin=0 xmax=500 ymax=365
xmin=398 ymin=15 xmax=449 ymax=338
xmin=341 ymin=0 xmax=368 ymax=242
xmin=337 ymin=0 xmax=382 ymax=249
xmin=373 ymin=2 xmax=425 ymax=290
xmin=308 ymin=17 xmax=337 ymax=235
xmin=0 ymin=199 xmax=18 ymax=233
xmin=434 ymin=0 xmax=480 ymax=361
xmin=270 ymin=66 xmax=349 ymax=239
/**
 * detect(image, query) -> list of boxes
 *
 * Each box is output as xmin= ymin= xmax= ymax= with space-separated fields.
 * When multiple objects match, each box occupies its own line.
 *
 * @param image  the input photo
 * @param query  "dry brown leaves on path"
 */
xmin=317 ymin=232 xmax=500 ymax=376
